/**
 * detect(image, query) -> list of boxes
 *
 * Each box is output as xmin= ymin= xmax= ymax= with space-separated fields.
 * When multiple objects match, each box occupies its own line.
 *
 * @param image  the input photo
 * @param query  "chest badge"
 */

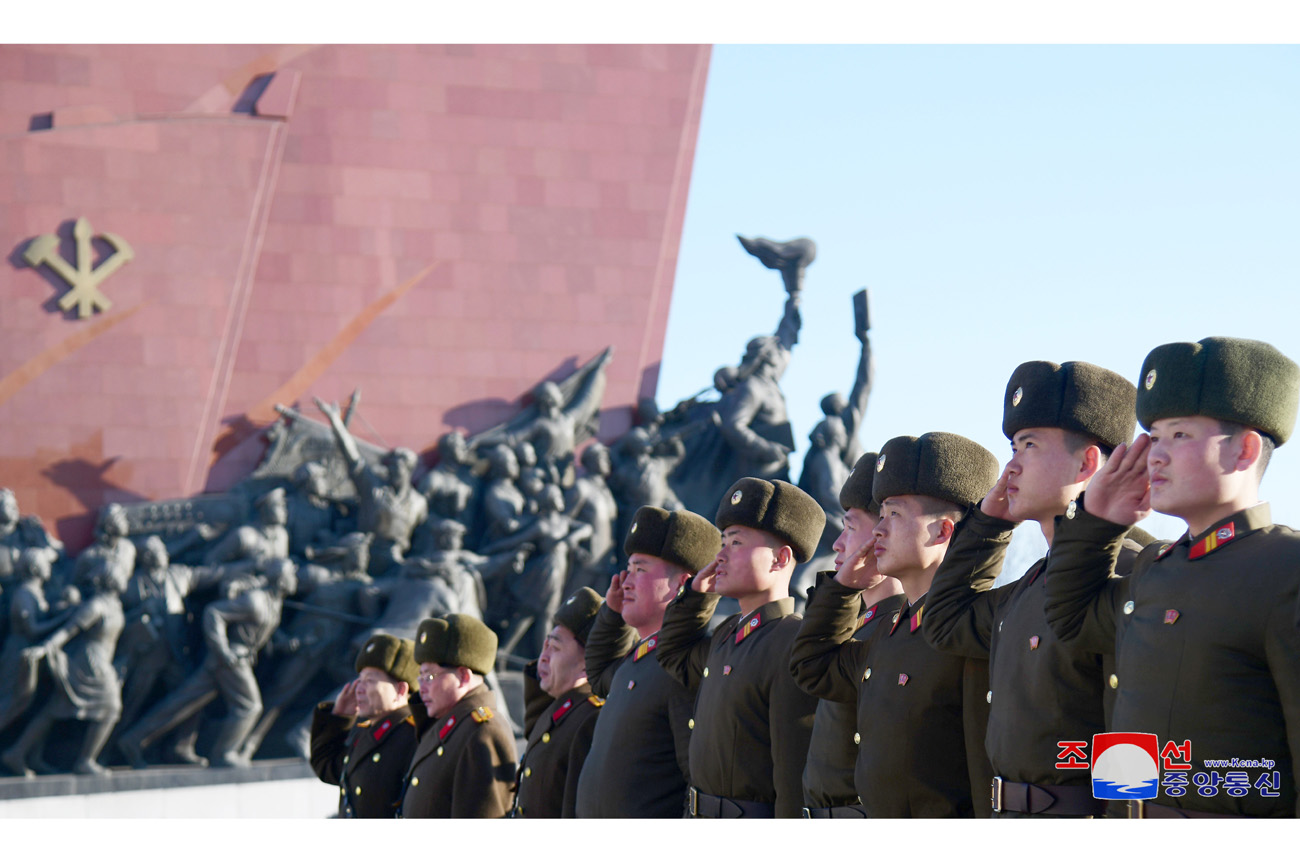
xmin=1164 ymin=609 xmax=1180 ymax=625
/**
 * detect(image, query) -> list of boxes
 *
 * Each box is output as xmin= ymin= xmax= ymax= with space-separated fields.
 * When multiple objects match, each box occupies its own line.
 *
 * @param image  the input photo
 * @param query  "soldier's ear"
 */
xmin=770 ymin=545 xmax=794 ymax=571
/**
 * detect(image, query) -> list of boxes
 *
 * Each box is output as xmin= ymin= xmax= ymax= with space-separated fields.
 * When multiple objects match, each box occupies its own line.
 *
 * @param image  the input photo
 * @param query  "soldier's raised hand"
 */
xmin=332 ymin=679 xmax=360 ymax=718
xmin=606 ymin=570 xmax=628 ymax=613
xmin=980 ymin=465 xmax=1017 ymax=523
xmin=834 ymin=536 xmax=879 ymax=589
xmin=1079 ymin=434 xmax=1152 ymax=527
xmin=692 ymin=559 xmax=718 ymax=594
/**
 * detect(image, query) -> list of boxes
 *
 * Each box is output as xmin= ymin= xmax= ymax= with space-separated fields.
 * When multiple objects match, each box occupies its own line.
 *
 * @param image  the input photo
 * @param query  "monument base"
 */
xmin=0 ymin=758 xmax=336 ymax=818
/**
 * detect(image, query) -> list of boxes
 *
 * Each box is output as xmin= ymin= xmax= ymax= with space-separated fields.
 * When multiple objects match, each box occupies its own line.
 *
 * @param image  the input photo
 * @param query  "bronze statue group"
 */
xmin=1 ymin=238 xmax=1296 ymax=820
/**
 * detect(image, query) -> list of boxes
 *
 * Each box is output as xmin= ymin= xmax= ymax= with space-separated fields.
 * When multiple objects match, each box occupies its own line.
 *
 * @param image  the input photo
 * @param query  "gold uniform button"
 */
xmin=372 ymin=753 xmax=380 ymax=763
xmin=1066 ymin=500 xmax=1078 ymax=519
xmin=411 ymin=777 xmax=419 ymax=787
xmin=1109 ymin=674 xmax=1119 ymax=689
xmin=863 ymin=667 xmax=871 ymax=681
xmin=853 ymin=733 xmax=861 ymax=745
xmin=354 ymin=786 xmax=361 ymax=796
xmin=1123 ymin=600 xmax=1135 ymax=615
xmin=703 ymin=667 xmax=709 ymax=678
xmin=343 ymin=755 xmax=349 ymax=764
xmin=524 ymin=767 xmax=532 ymax=778
xmin=436 ymin=746 xmax=444 ymax=756
xmin=688 ymin=718 xmax=695 ymax=730
xmin=542 ymin=732 xmax=550 ymax=743
xmin=986 ymin=690 xmax=992 ymax=703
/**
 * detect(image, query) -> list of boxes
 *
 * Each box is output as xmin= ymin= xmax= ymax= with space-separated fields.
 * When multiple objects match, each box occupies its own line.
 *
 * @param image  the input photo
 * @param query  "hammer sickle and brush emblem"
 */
xmin=23 ymin=217 xmax=134 ymax=319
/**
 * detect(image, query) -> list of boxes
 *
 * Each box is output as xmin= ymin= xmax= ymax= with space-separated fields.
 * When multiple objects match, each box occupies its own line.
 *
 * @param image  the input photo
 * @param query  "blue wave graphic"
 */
xmin=1092 ymin=778 xmax=1159 ymax=799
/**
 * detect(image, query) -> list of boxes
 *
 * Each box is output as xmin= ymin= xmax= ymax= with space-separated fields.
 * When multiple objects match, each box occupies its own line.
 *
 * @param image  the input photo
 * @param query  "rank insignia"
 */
xmin=470 ymin=706 xmax=493 ymax=723
xmin=897 ymin=673 xmax=909 ymax=686
xmin=374 ymin=718 xmax=393 ymax=741
xmin=908 ymin=603 xmax=925 ymax=633
xmin=588 ymin=695 xmax=605 ymax=707
xmin=1164 ymin=609 xmax=1180 ymax=625
xmin=633 ymin=635 xmax=657 ymax=661
xmin=1189 ymin=522 xmax=1236 ymax=560
xmin=736 ymin=613 xmax=762 ymax=644
xmin=1029 ymin=635 xmax=1040 ymax=650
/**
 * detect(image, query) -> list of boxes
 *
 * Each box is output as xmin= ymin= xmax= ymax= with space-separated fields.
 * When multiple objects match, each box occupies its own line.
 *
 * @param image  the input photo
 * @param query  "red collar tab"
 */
xmin=438 ymin=715 xmax=457 ymax=741
xmin=552 ymin=698 xmax=574 ymax=724
xmin=735 ymin=612 xmax=763 ymax=644
xmin=633 ymin=635 xmax=658 ymax=662
xmin=1189 ymin=521 xmax=1237 ymax=560
xmin=373 ymin=717 xmax=394 ymax=742
xmin=1025 ymin=560 xmax=1046 ymax=587
xmin=858 ymin=603 xmax=881 ymax=629
xmin=909 ymin=603 xmax=925 ymax=633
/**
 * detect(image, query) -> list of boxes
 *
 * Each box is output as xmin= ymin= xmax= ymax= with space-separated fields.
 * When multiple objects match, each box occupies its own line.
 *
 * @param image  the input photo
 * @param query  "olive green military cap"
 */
xmin=623 ymin=506 xmax=721 ymax=574
xmin=839 ymin=452 xmax=880 ymax=514
xmin=1002 ymin=360 xmax=1137 ymax=450
xmin=1137 ymin=337 xmax=1300 ymax=445
xmin=714 ymin=477 xmax=826 ymax=563
xmin=413 ymin=614 xmax=497 ymax=675
xmin=354 ymin=633 xmax=419 ymax=691
xmin=871 ymin=432 xmax=1000 ymax=511
xmin=554 ymin=587 xmax=603 ymax=645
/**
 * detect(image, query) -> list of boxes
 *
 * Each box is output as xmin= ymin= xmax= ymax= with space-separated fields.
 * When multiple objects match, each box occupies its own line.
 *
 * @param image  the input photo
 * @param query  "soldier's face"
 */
xmin=713 ymin=525 xmax=780 ymax=599
xmin=833 ymin=507 xmax=883 ymax=583
xmin=356 ymin=666 xmax=407 ymax=718
xmin=1005 ymin=428 xmax=1084 ymax=525
xmin=621 ymin=554 xmax=687 ymax=631
xmin=873 ymin=495 xmax=950 ymax=579
xmin=538 ymin=625 xmax=586 ymax=698
xmin=1146 ymin=416 xmax=1240 ymax=519
xmin=418 ymin=662 xmax=463 ymax=719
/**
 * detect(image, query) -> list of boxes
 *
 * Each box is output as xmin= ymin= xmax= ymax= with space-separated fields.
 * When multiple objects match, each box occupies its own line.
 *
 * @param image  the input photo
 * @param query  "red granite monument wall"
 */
xmin=0 ymin=45 xmax=710 ymax=548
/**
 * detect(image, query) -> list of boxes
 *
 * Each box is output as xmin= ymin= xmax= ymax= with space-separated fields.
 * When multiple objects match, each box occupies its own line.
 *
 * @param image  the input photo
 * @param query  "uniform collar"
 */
xmin=543 ymin=683 xmax=594 ymax=729
xmin=732 ymin=597 xmax=794 ymax=645
xmin=1160 ymin=503 xmax=1271 ymax=562
xmin=632 ymin=632 xmax=659 ymax=662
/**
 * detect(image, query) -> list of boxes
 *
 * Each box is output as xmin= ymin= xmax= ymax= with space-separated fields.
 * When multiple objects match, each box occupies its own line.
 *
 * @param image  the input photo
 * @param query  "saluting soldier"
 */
xmin=657 ymin=477 xmax=824 ymax=818
xmin=575 ymin=506 xmax=721 ymax=818
xmin=1043 ymin=337 xmax=1300 ymax=818
xmin=511 ymin=588 xmax=605 ymax=818
xmin=309 ymin=634 xmax=420 ymax=818
xmin=800 ymin=453 xmax=905 ymax=818
xmin=400 ymin=614 xmax=516 ymax=818
xmin=922 ymin=361 xmax=1149 ymax=817
xmin=790 ymin=433 xmax=1000 ymax=817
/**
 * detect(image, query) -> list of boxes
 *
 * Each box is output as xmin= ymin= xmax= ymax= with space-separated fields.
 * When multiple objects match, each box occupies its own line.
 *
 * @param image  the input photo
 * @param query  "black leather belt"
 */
xmin=1125 ymin=801 xmax=1242 ymax=819
xmin=802 ymin=804 xmax=867 ymax=818
xmin=687 ymin=786 xmax=775 ymax=818
xmin=990 ymin=777 xmax=1105 ymax=817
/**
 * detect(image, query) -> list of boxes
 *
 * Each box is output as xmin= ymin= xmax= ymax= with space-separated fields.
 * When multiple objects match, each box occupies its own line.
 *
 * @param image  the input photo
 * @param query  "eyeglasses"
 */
xmin=418 ymin=672 xmax=442 ymax=685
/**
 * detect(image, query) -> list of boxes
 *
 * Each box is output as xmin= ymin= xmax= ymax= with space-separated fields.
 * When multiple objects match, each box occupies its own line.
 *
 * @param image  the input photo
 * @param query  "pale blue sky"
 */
xmin=658 ymin=45 xmax=1300 ymax=564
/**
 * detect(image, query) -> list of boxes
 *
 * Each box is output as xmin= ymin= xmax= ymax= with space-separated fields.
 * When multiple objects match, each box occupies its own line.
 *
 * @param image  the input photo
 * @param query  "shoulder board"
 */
xmin=587 ymin=695 xmax=605 ymax=707
xmin=401 ymin=715 xmax=416 ymax=727
xmin=470 ymin=706 xmax=494 ymax=723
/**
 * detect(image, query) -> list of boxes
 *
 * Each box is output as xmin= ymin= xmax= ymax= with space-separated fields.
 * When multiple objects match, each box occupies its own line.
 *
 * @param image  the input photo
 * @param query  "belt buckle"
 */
xmin=801 ymin=807 xmax=811 ymax=819
xmin=688 ymin=786 xmax=699 ymax=817
xmin=990 ymin=776 xmax=1004 ymax=813
xmin=1126 ymin=799 xmax=1146 ymax=819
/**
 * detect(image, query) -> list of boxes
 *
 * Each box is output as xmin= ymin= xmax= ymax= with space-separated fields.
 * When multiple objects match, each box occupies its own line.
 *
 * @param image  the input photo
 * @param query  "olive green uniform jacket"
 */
xmin=656 ymin=588 xmax=817 ymax=818
xmin=924 ymin=510 xmax=1145 ymax=814
xmin=802 ymin=575 xmax=905 ymax=810
xmin=791 ymin=579 xmax=993 ymax=818
xmin=310 ymin=703 xmax=418 ymax=818
xmin=1043 ymin=501 xmax=1300 ymax=817
xmin=575 ymin=603 xmax=695 ymax=817
xmin=512 ymin=682 xmax=603 ymax=817
xmin=398 ymin=683 xmax=517 ymax=818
